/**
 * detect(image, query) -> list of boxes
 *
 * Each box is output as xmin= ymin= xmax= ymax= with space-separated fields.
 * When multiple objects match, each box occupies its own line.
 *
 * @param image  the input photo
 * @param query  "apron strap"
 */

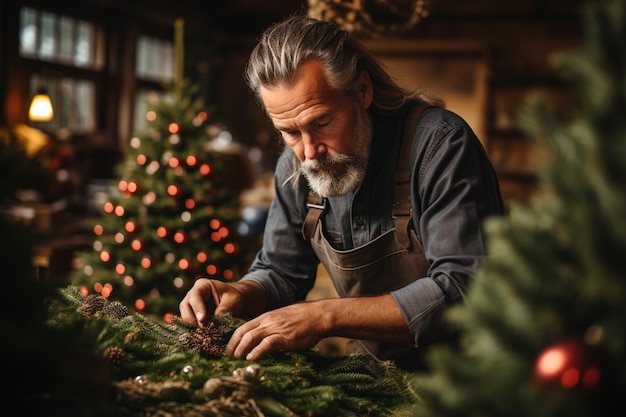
xmin=302 ymin=191 xmax=326 ymax=240
xmin=394 ymin=103 xmax=427 ymax=248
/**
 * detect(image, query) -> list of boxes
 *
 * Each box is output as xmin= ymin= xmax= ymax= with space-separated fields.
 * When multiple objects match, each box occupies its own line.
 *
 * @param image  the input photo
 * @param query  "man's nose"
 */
xmin=303 ymin=133 xmax=326 ymax=160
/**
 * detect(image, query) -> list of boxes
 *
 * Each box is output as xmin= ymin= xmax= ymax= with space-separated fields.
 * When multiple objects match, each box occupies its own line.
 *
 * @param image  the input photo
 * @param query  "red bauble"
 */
xmin=534 ymin=338 xmax=601 ymax=391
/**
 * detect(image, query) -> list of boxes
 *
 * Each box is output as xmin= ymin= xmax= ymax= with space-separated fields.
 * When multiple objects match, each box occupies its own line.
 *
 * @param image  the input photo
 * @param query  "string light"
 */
xmin=141 ymin=257 xmax=152 ymax=268
xmin=103 ymin=202 xmax=115 ymax=214
xmin=199 ymin=163 xmax=212 ymax=175
xmin=186 ymin=155 xmax=197 ymax=166
xmin=125 ymin=221 xmax=136 ymax=233
xmin=184 ymin=198 xmax=196 ymax=209
xmin=131 ymin=239 xmax=143 ymax=251
xmin=167 ymin=184 xmax=181 ymax=197
xmin=169 ymin=157 xmax=181 ymax=168
xmin=99 ymin=250 xmax=111 ymax=262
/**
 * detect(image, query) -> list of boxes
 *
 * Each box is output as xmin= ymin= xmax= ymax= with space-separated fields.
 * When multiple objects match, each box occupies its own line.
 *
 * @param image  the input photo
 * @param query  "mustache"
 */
xmin=301 ymin=153 xmax=354 ymax=171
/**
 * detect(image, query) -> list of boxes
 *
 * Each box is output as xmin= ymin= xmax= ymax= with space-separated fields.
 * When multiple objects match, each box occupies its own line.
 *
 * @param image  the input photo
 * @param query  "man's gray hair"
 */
xmin=244 ymin=15 xmax=442 ymax=114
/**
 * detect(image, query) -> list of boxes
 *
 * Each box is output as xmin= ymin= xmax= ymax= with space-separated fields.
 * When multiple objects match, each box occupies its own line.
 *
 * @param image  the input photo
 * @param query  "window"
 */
xmin=19 ymin=7 xmax=101 ymax=68
xmin=136 ymin=36 xmax=174 ymax=81
xmin=133 ymin=35 xmax=175 ymax=133
xmin=19 ymin=7 xmax=103 ymax=133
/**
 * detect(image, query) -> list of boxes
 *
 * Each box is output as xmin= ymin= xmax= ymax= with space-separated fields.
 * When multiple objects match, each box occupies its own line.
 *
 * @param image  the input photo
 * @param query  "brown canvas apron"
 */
xmin=301 ymin=105 xmax=430 ymax=368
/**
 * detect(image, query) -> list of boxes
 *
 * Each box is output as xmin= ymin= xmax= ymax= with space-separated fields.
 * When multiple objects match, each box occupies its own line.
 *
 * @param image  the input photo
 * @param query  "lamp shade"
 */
xmin=28 ymin=91 xmax=54 ymax=121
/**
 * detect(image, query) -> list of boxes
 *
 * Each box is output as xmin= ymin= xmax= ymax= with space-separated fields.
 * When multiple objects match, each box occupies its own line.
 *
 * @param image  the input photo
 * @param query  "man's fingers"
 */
xmin=245 ymin=335 xmax=281 ymax=361
xmin=178 ymin=299 xmax=199 ymax=326
xmin=227 ymin=323 xmax=284 ymax=361
xmin=179 ymin=284 xmax=212 ymax=326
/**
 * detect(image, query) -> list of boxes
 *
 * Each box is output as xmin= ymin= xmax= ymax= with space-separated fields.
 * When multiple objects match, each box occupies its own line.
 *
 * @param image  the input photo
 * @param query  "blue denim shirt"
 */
xmin=241 ymin=106 xmax=504 ymax=347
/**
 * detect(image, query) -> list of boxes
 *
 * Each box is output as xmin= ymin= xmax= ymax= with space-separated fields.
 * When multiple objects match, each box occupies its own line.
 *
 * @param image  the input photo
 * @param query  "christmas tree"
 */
xmin=409 ymin=0 xmax=625 ymax=416
xmin=70 ymin=78 xmax=253 ymax=319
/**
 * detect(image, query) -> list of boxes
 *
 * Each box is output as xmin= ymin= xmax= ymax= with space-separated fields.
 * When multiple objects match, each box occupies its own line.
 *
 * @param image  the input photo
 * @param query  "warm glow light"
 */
xmin=197 ymin=111 xmax=208 ymax=122
xmin=211 ymin=232 xmax=221 ymax=242
xmin=118 ymin=180 xmax=128 ymax=192
xmin=143 ymin=191 xmax=156 ymax=205
xmin=93 ymin=224 xmax=104 ymax=235
xmin=28 ymin=92 xmax=54 ymax=121
xmin=123 ymin=275 xmax=134 ymax=286
xmin=103 ymin=202 xmax=114 ymax=213
xmin=136 ymin=154 xmax=147 ymax=165
xmin=536 ymin=349 xmax=567 ymax=378
xmin=99 ymin=251 xmax=111 ymax=262
xmin=173 ymin=277 xmax=185 ymax=288
xmin=147 ymin=161 xmax=160 ymax=174
xmin=196 ymin=252 xmax=208 ymax=262
xmin=168 ymin=123 xmax=179 ymax=134
xmin=185 ymin=198 xmax=195 ymax=209
xmin=218 ymin=226 xmax=229 ymax=238
xmin=115 ymin=263 xmax=126 ymax=274
xmin=141 ymin=257 xmax=152 ymax=268
xmin=206 ymin=264 xmax=217 ymax=275
xmin=127 ymin=181 xmax=139 ymax=193
xmin=224 ymin=243 xmax=236 ymax=254
xmin=125 ymin=221 xmax=136 ymax=233
xmin=186 ymin=155 xmax=197 ymax=166
xmin=135 ymin=299 xmax=146 ymax=311
xmin=199 ymin=163 xmax=212 ymax=175
xmin=114 ymin=205 xmax=125 ymax=216
xmin=223 ymin=269 xmax=234 ymax=280
xmin=178 ymin=259 xmax=190 ymax=270
xmin=114 ymin=232 xmax=125 ymax=243
xmin=163 ymin=312 xmax=174 ymax=324
xmin=173 ymin=231 xmax=185 ymax=243
xmin=167 ymin=184 xmax=180 ymax=196
xmin=561 ymin=369 xmax=580 ymax=388
xmin=210 ymin=219 xmax=221 ymax=229
xmin=157 ymin=226 xmax=168 ymax=238
xmin=146 ymin=111 xmax=157 ymax=121
xmin=168 ymin=157 xmax=180 ymax=168
xmin=131 ymin=239 xmax=143 ymax=251
xmin=102 ymin=283 xmax=113 ymax=298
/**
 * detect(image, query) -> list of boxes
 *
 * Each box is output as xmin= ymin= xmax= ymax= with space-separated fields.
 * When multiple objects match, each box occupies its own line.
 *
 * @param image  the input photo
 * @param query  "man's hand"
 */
xmin=226 ymin=301 xmax=327 ymax=360
xmin=179 ymin=279 xmax=265 ymax=326
xmin=225 ymin=294 xmax=412 ymax=361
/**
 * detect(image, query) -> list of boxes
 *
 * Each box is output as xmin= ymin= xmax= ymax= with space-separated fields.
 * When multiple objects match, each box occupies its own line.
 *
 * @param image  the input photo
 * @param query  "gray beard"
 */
xmin=300 ymin=108 xmax=373 ymax=197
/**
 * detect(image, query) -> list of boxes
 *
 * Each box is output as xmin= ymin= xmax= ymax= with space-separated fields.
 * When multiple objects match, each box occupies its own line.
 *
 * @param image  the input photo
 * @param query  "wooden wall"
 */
xmin=1 ymin=0 xmax=587 ymax=206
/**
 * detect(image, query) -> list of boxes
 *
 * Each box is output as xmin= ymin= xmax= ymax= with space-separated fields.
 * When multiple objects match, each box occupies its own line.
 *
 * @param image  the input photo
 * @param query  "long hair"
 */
xmin=244 ymin=15 xmax=443 ymax=114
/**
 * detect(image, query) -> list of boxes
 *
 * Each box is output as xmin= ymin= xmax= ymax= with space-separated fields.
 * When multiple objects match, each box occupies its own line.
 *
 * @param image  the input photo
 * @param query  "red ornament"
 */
xmin=534 ymin=338 xmax=601 ymax=391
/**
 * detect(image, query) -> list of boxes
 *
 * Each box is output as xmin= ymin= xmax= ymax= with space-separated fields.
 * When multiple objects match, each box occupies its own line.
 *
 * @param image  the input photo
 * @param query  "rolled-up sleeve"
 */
xmin=240 ymin=152 xmax=319 ymax=310
xmin=391 ymin=108 xmax=504 ymax=347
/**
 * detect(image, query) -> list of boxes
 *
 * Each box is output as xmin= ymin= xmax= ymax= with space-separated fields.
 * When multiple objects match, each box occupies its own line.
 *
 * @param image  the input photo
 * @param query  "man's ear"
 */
xmin=357 ymin=70 xmax=374 ymax=109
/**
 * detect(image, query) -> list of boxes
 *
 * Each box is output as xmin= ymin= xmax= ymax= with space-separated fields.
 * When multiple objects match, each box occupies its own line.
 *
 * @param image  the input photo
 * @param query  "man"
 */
xmin=180 ymin=15 xmax=504 ymax=370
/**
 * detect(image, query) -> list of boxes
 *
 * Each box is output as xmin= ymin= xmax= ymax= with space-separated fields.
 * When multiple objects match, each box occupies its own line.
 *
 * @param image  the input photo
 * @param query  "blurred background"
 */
xmin=0 ymin=0 xmax=584 ymax=285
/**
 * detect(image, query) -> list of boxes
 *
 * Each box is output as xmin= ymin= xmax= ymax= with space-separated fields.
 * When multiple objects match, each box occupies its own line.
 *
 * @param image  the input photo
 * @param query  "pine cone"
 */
xmin=103 ymin=345 xmax=126 ymax=365
xmin=77 ymin=294 xmax=106 ymax=318
xmin=124 ymin=332 xmax=137 ymax=345
xmin=101 ymin=300 xmax=131 ymax=321
xmin=186 ymin=323 xmax=224 ymax=358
